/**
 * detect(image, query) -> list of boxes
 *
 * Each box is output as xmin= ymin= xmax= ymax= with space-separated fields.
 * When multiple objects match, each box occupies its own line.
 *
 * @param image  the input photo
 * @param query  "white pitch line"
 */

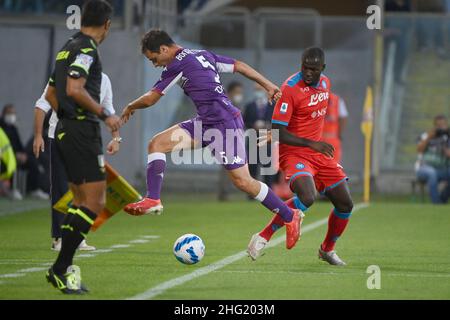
xmin=0 ymin=273 xmax=26 ymax=279
xmin=0 ymin=235 xmax=159 ymax=282
xmin=141 ymin=235 xmax=160 ymax=239
xmin=76 ymin=254 xmax=95 ymax=258
xmin=110 ymin=244 xmax=131 ymax=249
xmin=16 ymin=267 xmax=47 ymax=273
xmin=0 ymin=259 xmax=50 ymax=262
xmin=217 ymin=270 xmax=450 ymax=278
xmin=93 ymin=249 xmax=113 ymax=254
xmin=0 ymin=262 xmax=51 ymax=265
xmin=129 ymin=239 xmax=149 ymax=244
xmin=127 ymin=203 xmax=370 ymax=300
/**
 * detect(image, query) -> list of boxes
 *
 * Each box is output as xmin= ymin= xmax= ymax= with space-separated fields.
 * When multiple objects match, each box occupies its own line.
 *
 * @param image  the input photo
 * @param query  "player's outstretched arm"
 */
xmin=273 ymin=123 xmax=335 ymax=158
xmin=234 ymin=60 xmax=281 ymax=102
xmin=120 ymin=90 xmax=162 ymax=124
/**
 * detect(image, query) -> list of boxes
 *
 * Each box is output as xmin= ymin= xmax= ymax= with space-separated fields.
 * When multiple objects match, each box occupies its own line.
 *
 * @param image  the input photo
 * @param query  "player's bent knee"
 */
xmin=342 ymin=202 xmax=354 ymax=213
xmin=336 ymin=201 xmax=353 ymax=214
xmin=232 ymin=176 xmax=252 ymax=193
xmin=148 ymin=138 xmax=161 ymax=153
xmin=296 ymin=193 xmax=315 ymax=209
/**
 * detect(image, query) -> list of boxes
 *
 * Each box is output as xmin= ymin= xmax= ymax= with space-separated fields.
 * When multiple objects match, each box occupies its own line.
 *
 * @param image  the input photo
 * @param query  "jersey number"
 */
xmin=196 ymin=55 xmax=222 ymax=87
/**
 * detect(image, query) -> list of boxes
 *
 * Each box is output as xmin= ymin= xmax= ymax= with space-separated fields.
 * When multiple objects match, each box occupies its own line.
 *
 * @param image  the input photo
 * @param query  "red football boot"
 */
xmin=124 ymin=198 xmax=163 ymax=216
xmin=285 ymin=209 xmax=303 ymax=249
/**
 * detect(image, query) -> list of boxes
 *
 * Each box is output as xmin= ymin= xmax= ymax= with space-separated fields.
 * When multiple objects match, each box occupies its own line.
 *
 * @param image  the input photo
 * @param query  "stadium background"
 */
xmin=0 ymin=0 xmax=449 ymax=302
xmin=2 ymin=0 xmax=447 ymax=198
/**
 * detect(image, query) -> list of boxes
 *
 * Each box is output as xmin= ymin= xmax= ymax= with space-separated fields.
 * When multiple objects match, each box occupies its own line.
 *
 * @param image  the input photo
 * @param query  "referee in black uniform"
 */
xmin=44 ymin=0 xmax=120 ymax=294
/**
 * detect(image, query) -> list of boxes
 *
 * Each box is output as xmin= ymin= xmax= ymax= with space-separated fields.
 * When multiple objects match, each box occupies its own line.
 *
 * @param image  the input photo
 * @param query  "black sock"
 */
xmin=53 ymin=206 xmax=97 ymax=275
xmin=58 ymin=206 xmax=77 ymax=243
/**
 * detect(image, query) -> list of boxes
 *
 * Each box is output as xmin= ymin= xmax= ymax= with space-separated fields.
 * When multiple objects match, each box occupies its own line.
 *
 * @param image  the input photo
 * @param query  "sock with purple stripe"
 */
xmin=146 ymin=152 xmax=166 ymax=200
xmin=254 ymin=182 xmax=293 ymax=222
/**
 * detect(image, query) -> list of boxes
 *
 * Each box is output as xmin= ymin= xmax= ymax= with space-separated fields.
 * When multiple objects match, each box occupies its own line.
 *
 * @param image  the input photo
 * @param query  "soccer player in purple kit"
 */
xmin=120 ymin=29 xmax=302 ymax=249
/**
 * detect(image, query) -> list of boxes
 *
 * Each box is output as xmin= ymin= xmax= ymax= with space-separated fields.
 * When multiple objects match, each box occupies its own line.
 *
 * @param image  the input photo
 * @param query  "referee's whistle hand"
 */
xmin=105 ymin=115 xmax=121 ymax=132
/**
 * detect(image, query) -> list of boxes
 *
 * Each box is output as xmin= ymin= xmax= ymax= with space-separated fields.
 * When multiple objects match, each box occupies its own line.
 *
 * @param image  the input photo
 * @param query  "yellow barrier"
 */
xmin=361 ymin=86 xmax=373 ymax=203
xmin=53 ymin=163 xmax=142 ymax=231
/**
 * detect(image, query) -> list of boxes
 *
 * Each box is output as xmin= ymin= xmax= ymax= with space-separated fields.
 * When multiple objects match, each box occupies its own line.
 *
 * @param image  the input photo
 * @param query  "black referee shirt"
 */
xmin=48 ymin=32 xmax=102 ymax=123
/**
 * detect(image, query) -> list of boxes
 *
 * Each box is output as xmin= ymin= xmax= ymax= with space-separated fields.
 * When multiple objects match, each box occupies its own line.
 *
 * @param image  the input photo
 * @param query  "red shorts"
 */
xmin=280 ymin=152 xmax=348 ymax=194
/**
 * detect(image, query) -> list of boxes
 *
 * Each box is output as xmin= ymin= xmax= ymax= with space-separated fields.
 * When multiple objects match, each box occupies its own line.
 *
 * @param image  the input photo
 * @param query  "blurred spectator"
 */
xmin=227 ymin=81 xmax=244 ymax=110
xmin=243 ymin=83 xmax=276 ymax=190
xmin=217 ymin=81 xmax=244 ymax=201
xmin=385 ymin=0 xmax=412 ymax=12
xmin=415 ymin=0 xmax=445 ymax=54
xmin=0 ymin=104 xmax=49 ymax=199
xmin=0 ymin=126 xmax=17 ymax=198
xmin=0 ymin=0 xmax=123 ymax=16
xmin=384 ymin=0 xmax=413 ymax=82
xmin=415 ymin=114 xmax=450 ymax=204
xmin=322 ymin=92 xmax=348 ymax=164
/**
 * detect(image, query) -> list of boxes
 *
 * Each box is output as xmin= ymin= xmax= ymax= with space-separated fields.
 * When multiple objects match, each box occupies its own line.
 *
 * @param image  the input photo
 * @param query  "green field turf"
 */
xmin=0 ymin=198 xmax=449 ymax=300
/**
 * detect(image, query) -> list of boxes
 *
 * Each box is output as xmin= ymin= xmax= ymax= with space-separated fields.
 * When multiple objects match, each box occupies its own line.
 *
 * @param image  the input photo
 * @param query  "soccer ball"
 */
xmin=173 ymin=234 xmax=205 ymax=265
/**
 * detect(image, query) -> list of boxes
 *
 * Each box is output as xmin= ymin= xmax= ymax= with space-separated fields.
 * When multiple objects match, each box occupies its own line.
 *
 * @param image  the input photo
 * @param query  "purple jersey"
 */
xmin=152 ymin=48 xmax=241 ymax=124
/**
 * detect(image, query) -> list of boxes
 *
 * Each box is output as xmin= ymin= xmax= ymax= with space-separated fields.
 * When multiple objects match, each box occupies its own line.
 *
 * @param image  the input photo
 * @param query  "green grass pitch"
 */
xmin=0 ymin=199 xmax=449 ymax=299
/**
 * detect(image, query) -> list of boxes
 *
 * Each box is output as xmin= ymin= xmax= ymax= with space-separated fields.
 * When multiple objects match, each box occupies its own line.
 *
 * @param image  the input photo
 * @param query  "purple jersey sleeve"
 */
xmin=209 ymin=51 xmax=236 ymax=73
xmin=152 ymin=63 xmax=183 ymax=95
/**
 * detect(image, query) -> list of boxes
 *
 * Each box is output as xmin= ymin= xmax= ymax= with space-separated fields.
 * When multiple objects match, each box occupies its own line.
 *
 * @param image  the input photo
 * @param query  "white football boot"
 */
xmin=318 ymin=247 xmax=346 ymax=266
xmin=247 ymin=233 xmax=268 ymax=261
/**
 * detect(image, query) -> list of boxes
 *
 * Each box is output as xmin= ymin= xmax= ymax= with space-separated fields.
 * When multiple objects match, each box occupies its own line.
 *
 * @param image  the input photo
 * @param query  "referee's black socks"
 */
xmin=53 ymin=206 xmax=97 ymax=275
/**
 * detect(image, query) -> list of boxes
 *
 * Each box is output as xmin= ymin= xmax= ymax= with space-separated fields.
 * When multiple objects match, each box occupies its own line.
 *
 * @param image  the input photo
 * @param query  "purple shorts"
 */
xmin=179 ymin=115 xmax=247 ymax=170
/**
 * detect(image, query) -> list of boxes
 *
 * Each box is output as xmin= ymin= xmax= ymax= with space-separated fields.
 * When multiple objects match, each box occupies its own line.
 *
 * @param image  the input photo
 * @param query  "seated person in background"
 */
xmin=0 ymin=126 xmax=17 ymax=198
xmin=0 ymin=104 xmax=49 ymax=199
xmin=416 ymin=114 xmax=450 ymax=204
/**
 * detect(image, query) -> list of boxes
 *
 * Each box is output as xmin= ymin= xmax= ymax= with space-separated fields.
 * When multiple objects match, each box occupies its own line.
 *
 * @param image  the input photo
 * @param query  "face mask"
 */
xmin=4 ymin=114 xmax=16 ymax=125
xmin=232 ymin=94 xmax=243 ymax=105
xmin=254 ymin=90 xmax=268 ymax=104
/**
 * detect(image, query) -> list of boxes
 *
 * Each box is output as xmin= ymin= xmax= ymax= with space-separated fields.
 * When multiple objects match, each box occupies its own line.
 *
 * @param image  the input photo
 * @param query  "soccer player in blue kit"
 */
xmin=120 ymin=29 xmax=303 ymax=249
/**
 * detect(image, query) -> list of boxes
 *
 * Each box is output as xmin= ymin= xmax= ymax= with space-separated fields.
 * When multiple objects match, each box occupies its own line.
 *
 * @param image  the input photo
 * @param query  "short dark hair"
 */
xmin=141 ymin=29 xmax=175 ymax=53
xmin=227 ymin=81 xmax=243 ymax=93
xmin=81 ymin=0 xmax=113 ymax=27
xmin=302 ymin=47 xmax=325 ymax=65
xmin=1 ymin=104 xmax=14 ymax=117
xmin=434 ymin=114 xmax=448 ymax=122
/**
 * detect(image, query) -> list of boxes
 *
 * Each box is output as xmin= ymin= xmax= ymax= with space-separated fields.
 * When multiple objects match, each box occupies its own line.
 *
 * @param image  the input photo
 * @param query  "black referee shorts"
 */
xmin=55 ymin=119 xmax=105 ymax=185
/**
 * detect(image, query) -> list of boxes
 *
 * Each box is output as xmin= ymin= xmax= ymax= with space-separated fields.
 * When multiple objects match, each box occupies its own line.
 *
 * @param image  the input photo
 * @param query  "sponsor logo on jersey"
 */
xmin=307 ymin=92 xmax=329 ymax=107
xmin=311 ymin=107 xmax=327 ymax=118
xmin=231 ymin=155 xmax=244 ymax=164
xmin=73 ymin=53 xmax=93 ymax=71
xmin=280 ymin=102 xmax=288 ymax=114
xmin=295 ymin=162 xmax=305 ymax=170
